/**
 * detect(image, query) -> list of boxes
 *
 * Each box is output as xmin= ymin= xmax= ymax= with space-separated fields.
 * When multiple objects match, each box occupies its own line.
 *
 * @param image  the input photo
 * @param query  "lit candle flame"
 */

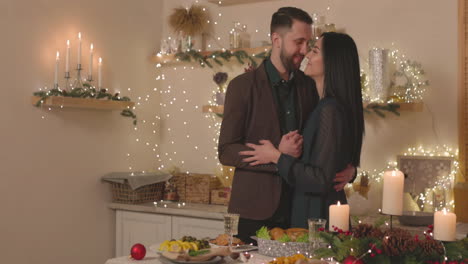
xmin=90 ymin=43 xmax=93 ymax=50
xmin=78 ymin=32 xmax=81 ymax=40
xmin=56 ymin=51 xmax=60 ymax=60
xmin=337 ymin=201 xmax=341 ymax=206
xmin=67 ymin=40 xmax=70 ymax=47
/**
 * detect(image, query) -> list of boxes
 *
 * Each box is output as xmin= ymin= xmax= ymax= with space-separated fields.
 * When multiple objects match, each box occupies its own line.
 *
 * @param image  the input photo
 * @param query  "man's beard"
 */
xmin=280 ymin=47 xmax=298 ymax=74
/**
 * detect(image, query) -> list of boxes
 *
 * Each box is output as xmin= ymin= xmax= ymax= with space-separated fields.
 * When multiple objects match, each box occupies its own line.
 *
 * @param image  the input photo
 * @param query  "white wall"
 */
xmin=156 ymin=0 xmax=458 ymax=173
xmin=0 ymin=0 xmax=458 ymax=263
xmin=0 ymin=0 xmax=163 ymax=263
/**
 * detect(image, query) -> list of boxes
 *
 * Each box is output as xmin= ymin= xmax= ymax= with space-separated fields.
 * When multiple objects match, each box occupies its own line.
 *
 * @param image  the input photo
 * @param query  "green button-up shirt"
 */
xmin=265 ymin=59 xmax=298 ymax=135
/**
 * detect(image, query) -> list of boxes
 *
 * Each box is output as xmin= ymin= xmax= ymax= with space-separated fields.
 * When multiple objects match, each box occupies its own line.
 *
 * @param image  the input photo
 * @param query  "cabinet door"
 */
xmin=172 ymin=216 xmax=224 ymax=239
xmin=116 ymin=211 xmax=172 ymax=257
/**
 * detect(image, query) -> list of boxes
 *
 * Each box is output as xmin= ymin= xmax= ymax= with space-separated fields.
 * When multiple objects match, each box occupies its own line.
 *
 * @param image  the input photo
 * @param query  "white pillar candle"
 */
xmin=382 ymin=170 xmax=404 ymax=215
xmin=329 ymin=201 xmax=349 ymax=231
xmin=65 ymin=40 xmax=70 ymax=72
xmin=434 ymin=209 xmax=456 ymax=241
xmin=77 ymin=32 xmax=82 ymax=65
xmin=54 ymin=51 xmax=60 ymax=87
xmin=98 ymin=57 xmax=102 ymax=88
xmin=88 ymin=43 xmax=94 ymax=78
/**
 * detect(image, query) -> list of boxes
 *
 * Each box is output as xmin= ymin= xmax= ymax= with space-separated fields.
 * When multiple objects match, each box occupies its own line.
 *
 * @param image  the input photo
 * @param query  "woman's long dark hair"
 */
xmin=321 ymin=32 xmax=364 ymax=166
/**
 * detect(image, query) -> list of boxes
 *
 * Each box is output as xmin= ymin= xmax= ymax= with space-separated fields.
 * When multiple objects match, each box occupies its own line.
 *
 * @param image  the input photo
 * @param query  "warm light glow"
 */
xmin=90 ymin=43 xmax=94 ymax=50
xmin=56 ymin=51 xmax=60 ymax=60
xmin=67 ymin=40 xmax=70 ymax=47
xmin=78 ymin=32 xmax=81 ymax=40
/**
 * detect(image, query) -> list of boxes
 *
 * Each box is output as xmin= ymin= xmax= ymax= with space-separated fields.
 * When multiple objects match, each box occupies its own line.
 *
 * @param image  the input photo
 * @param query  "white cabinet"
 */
xmin=171 ymin=216 xmax=224 ymax=239
xmin=115 ymin=210 xmax=223 ymax=257
xmin=116 ymin=211 xmax=172 ymax=257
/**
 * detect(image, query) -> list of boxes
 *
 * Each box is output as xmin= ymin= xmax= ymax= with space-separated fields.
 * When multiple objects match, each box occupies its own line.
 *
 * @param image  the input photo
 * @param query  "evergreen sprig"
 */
xmin=312 ymin=224 xmax=468 ymax=264
xmin=33 ymin=87 xmax=137 ymax=125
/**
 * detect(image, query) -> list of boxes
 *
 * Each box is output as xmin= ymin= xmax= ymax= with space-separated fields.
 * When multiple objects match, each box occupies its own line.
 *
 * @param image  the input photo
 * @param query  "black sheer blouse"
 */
xmin=277 ymin=97 xmax=352 ymax=228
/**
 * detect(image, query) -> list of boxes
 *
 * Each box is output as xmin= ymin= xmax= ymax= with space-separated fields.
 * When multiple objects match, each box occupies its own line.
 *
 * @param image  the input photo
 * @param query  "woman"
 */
xmin=240 ymin=32 xmax=364 ymax=229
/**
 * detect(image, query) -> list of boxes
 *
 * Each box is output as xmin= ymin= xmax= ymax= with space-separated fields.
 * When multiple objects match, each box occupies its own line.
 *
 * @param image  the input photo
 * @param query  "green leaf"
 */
xmin=188 ymin=249 xmax=210 ymax=256
xmin=295 ymin=233 xmax=309 ymax=243
xmin=255 ymin=226 xmax=271 ymax=240
xmin=277 ymin=234 xmax=291 ymax=242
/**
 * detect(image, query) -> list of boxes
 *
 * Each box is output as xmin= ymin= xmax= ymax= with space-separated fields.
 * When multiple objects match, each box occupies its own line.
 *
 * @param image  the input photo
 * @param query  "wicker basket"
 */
xmin=110 ymin=180 xmax=165 ymax=204
xmin=169 ymin=173 xmax=188 ymax=202
xmin=186 ymin=174 xmax=222 ymax=204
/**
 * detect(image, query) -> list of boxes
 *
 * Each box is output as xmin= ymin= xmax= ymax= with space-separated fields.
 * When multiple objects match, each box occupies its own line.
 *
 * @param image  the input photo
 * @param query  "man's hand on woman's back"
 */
xmin=333 ymin=164 xmax=355 ymax=191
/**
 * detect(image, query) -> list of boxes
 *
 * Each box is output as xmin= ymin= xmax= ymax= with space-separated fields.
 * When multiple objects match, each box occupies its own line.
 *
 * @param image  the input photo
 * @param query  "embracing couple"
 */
xmin=218 ymin=7 xmax=364 ymax=244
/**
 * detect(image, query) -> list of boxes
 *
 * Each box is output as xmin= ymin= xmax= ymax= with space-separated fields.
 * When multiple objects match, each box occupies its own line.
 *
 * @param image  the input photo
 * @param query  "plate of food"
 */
xmin=159 ymin=254 xmax=223 ymax=264
xmin=158 ymin=247 xmax=231 ymax=264
xmin=156 ymin=236 xmax=211 ymax=253
xmin=209 ymin=234 xmax=258 ymax=252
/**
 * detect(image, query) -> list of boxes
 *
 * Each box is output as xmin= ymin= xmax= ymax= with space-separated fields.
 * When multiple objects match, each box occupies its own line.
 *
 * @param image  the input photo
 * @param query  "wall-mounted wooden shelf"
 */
xmin=31 ymin=96 xmax=135 ymax=111
xmin=202 ymin=105 xmax=224 ymax=114
xmin=363 ymin=102 xmax=424 ymax=112
xmin=207 ymin=0 xmax=280 ymax=6
xmin=202 ymin=102 xmax=424 ymax=115
xmin=151 ymin=46 xmax=271 ymax=65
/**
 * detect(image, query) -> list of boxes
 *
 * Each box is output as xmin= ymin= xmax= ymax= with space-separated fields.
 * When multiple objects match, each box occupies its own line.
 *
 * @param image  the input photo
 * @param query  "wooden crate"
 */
xmin=185 ymin=174 xmax=222 ymax=204
xmin=211 ymin=188 xmax=231 ymax=205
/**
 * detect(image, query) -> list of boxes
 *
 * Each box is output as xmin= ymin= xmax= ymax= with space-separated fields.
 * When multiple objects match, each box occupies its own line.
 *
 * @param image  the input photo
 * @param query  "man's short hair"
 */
xmin=270 ymin=7 xmax=313 ymax=35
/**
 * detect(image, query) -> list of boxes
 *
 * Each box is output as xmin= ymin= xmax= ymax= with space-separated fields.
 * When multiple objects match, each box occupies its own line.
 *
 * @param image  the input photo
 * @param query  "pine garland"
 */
xmin=313 ymin=223 xmax=468 ymax=264
xmin=174 ymin=48 xmax=269 ymax=68
xmin=33 ymin=84 xmax=137 ymax=125
xmin=364 ymin=103 xmax=400 ymax=117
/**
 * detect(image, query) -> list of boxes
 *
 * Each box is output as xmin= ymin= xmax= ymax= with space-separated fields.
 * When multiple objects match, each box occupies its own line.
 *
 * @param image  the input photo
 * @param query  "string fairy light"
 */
xmin=352 ymin=145 xmax=458 ymax=211
xmin=361 ymin=47 xmax=429 ymax=103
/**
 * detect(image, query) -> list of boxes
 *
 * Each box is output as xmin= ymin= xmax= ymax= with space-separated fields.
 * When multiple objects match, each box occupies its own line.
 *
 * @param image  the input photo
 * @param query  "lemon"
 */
xmin=181 ymin=242 xmax=192 ymax=250
xmin=169 ymin=241 xmax=182 ymax=252
xmin=159 ymin=240 xmax=171 ymax=251
xmin=189 ymin=242 xmax=199 ymax=251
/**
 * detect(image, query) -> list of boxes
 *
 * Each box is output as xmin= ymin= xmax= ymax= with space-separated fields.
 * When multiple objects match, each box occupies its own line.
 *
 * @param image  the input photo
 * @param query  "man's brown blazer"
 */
xmin=218 ymin=61 xmax=318 ymax=220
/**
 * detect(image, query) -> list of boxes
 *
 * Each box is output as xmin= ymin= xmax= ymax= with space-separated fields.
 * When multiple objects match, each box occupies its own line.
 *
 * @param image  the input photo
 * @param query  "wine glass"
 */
xmin=308 ymin=218 xmax=327 ymax=251
xmin=223 ymin=213 xmax=239 ymax=248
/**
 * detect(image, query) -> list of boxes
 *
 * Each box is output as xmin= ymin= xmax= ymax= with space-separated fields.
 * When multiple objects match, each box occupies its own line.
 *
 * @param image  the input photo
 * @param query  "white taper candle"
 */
xmin=98 ymin=57 xmax=102 ymax=88
xmin=65 ymin=40 xmax=70 ymax=72
xmin=89 ymin=43 xmax=93 ymax=78
xmin=77 ymin=32 xmax=82 ymax=65
xmin=54 ymin=51 xmax=60 ymax=87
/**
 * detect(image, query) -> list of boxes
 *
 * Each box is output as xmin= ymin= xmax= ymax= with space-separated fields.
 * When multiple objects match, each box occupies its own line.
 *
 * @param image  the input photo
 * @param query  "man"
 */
xmin=218 ymin=7 xmax=354 ymax=244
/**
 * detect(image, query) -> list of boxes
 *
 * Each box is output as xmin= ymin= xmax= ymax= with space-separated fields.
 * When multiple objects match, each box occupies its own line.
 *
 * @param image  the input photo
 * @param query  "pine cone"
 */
xmin=382 ymin=228 xmax=417 ymax=256
xmin=419 ymin=238 xmax=444 ymax=256
xmin=353 ymin=224 xmax=373 ymax=238
xmin=369 ymin=228 xmax=384 ymax=239
xmin=352 ymin=224 xmax=384 ymax=239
